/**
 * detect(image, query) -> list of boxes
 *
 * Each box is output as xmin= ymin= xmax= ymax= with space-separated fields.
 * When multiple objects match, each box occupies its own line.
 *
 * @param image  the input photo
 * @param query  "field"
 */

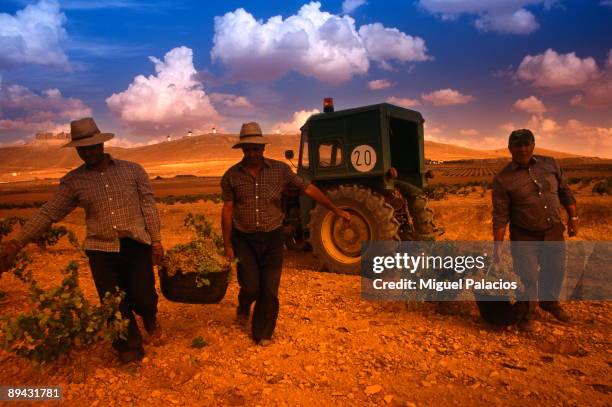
xmin=0 ymin=178 xmax=610 ymax=406
xmin=429 ymin=158 xmax=612 ymax=185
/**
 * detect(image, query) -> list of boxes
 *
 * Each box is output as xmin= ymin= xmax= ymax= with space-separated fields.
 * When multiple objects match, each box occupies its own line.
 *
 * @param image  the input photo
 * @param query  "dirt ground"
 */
xmin=0 ymin=194 xmax=611 ymax=406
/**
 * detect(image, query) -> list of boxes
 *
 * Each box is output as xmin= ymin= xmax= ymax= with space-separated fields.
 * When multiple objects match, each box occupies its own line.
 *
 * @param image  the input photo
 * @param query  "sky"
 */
xmin=0 ymin=0 xmax=611 ymax=156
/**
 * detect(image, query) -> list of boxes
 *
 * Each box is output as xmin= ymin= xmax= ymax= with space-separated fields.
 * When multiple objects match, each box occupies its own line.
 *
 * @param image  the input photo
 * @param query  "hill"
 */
xmin=0 ymin=133 xmax=590 ymax=181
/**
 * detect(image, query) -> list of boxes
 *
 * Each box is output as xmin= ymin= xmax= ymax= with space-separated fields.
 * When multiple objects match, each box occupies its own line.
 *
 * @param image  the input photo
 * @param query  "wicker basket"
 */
xmin=475 ymin=293 xmax=529 ymax=326
xmin=158 ymin=265 xmax=230 ymax=304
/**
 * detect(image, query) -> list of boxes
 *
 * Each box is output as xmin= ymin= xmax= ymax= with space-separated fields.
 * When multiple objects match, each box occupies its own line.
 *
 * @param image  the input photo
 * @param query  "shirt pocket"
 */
xmin=233 ymin=181 xmax=253 ymax=204
xmin=117 ymin=183 xmax=138 ymax=205
xmin=507 ymin=176 xmax=538 ymax=202
xmin=538 ymin=170 xmax=558 ymax=194
xmin=263 ymin=180 xmax=283 ymax=203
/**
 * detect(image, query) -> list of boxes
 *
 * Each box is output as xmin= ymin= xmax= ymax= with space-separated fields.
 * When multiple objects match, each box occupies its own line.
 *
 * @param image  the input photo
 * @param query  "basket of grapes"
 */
xmin=158 ymin=214 xmax=232 ymax=304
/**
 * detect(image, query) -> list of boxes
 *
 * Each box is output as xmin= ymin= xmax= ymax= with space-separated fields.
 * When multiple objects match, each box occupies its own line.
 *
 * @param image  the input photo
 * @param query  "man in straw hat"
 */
xmin=492 ymin=129 xmax=577 ymax=331
xmin=0 ymin=117 xmax=163 ymax=363
xmin=221 ymin=122 xmax=350 ymax=346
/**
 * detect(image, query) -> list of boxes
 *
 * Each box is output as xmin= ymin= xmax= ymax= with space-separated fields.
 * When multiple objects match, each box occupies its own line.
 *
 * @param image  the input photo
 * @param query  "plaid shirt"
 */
xmin=16 ymin=156 xmax=161 ymax=252
xmin=492 ymin=155 xmax=576 ymax=232
xmin=221 ymin=158 xmax=308 ymax=233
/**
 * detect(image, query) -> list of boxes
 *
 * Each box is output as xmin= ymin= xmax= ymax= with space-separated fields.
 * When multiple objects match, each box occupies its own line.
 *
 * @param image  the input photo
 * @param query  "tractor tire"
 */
xmin=308 ymin=185 xmax=399 ymax=274
xmin=407 ymin=194 xmax=442 ymax=239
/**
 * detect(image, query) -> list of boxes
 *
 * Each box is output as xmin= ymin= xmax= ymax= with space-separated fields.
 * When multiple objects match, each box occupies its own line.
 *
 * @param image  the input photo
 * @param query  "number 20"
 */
xmin=353 ymin=150 xmax=371 ymax=166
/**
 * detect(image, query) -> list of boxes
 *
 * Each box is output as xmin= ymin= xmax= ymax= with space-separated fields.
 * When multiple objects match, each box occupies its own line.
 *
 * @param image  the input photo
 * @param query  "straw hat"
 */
xmin=232 ymin=122 xmax=269 ymax=149
xmin=63 ymin=117 xmax=114 ymax=148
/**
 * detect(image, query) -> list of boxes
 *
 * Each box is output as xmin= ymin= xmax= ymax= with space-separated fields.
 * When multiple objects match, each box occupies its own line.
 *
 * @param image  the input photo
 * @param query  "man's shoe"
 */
xmin=517 ymin=319 xmax=536 ymax=332
xmin=236 ymin=307 xmax=249 ymax=329
xmin=118 ymin=348 xmax=145 ymax=364
xmin=257 ymin=339 xmax=272 ymax=347
xmin=143 ymin=319 xmax=165 ymax=346
xmin=540 ymin=303 xmax=570 ymax=323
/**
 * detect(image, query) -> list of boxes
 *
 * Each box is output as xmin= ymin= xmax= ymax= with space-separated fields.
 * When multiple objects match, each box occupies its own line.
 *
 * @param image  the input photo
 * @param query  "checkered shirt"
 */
xmin=16 ymin=156 xmax=161 ymax=252
xmin=221 ymin=158 xmax=308 ymax=233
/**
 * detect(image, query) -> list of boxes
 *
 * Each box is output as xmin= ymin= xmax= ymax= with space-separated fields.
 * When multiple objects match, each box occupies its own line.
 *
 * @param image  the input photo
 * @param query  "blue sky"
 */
xmin=0 ymin=0 xmax=611 ymax=156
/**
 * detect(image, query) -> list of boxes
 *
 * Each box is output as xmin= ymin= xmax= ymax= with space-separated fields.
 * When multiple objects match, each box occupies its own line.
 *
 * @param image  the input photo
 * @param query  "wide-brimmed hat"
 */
xmin=63 ymin=117 xmax=114 ymax=148
xmin=232 ymin=122 xmax=269 ymax=149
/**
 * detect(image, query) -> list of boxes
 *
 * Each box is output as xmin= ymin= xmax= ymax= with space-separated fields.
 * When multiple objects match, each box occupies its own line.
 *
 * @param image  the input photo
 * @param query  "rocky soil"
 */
xmin=0 ymin=200 xmax=610 ymax=406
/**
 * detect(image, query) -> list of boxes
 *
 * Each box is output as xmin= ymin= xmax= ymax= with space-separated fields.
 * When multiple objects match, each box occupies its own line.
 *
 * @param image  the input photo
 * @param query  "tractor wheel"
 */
xmin=407 ymin=194 xmax=443 ymax=239
xmin=308 ymin=185 xmax=399 ymax=274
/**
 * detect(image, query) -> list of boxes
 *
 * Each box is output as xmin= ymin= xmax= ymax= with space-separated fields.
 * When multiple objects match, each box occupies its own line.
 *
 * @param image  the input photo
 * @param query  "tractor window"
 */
xmin=299 ymin=133 xmax=309 ymax=170
xmin=318 ymin=140 xmax=343 ymax=168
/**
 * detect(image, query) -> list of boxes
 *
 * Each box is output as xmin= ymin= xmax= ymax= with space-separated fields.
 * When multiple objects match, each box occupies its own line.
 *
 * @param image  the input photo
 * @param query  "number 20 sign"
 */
xmin=351 ymin=145 xmax=377 ymax=172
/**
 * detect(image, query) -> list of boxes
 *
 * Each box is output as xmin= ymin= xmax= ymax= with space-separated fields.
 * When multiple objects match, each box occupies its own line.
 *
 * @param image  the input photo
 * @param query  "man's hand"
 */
xmin=334 ymin=209 xmax=351 ymax=223
xmin=0 ymin=240 xmax=22 ymax=275
xmin=152 ymin=242 xmax=164 ymax=266
xmin=224 ymin=245 xmax=235 ymax=260
xmin=568 ymin=217 xmax=579 ymax=237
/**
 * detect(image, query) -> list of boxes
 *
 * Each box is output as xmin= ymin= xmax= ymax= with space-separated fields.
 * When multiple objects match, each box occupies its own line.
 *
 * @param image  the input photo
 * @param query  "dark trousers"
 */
xmin=86 ymin=238 xmax=158 ymax=353
xmin=231 ymin=228 xmax=284 ymax=341
xmin=510 ymin=223 xmax=565 ymax=317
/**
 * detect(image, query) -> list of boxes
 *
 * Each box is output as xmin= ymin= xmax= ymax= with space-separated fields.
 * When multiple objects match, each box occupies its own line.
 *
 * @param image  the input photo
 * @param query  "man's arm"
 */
xmin=135 ymin=164 xmax=163 ymax=264
xmin=491 ymin=177 xmax=510 ymax=262
xmin=281 ymin=163 xmax=350 ymax=222
xmin=1 ymin=180 xmax=77 ymax=272
xmin=220 ymin=172 xmax=235 ymax=259
xmin=553 ymin=159 xmax=578 ymax=237
xmin=303 ymin=184 xmax=351 ymax=221
xmin=221 ymin=201 xmax=234 ymax=259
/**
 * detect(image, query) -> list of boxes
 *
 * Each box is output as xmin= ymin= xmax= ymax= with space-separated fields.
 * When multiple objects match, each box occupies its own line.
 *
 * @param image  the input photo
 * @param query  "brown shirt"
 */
xmin=492 ymin=155 xmax=576 ymax=233
xmin=221 ymin=158 xmax=308 ymax=233
xmin=16 ymin=156 xmax=161 ymax=252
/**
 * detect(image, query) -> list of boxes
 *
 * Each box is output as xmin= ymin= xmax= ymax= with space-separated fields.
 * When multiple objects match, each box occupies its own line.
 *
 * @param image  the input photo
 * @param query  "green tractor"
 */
xmin=283 ymin=100 xmax=443 ymax=274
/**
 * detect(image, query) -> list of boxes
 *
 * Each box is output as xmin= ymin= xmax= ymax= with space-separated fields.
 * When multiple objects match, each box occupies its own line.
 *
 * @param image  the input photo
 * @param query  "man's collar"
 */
xmin=510 ymin=155 xmax=537 ymax=170
xmin=82 ymin=153 xmax=115 ymax=172
xmin=238 ymin=157 xmax=271 ymax=170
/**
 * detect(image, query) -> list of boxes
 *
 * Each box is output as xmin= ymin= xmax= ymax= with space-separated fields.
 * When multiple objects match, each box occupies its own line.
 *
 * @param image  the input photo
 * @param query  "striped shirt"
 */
xmin=16 ymin=155 xmax=161 ymax=252
xmin=221 ymin=158 xmax=308 ymax=233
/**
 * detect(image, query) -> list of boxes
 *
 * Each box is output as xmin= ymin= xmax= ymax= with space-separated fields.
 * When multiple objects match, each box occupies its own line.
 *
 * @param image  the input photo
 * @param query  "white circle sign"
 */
xmin=351 ymin=145 xmax=377 ymax=172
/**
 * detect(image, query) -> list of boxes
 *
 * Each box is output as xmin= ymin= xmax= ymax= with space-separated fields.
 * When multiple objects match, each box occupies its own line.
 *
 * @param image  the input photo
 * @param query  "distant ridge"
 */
xmin=0 ymin=133 xmax=593 ymax=175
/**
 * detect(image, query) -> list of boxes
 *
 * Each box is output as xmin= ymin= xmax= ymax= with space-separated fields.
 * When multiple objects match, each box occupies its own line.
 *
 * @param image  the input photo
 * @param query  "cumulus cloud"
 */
xmin=342 ymin=0 xmax=367 ymax=14
xmin=499 ymin=122 xmax=517 ymax=135
xmin=211 ymin=2 xmax=431 ymax=84
xmin=513 ymin=96 xmax=547 ymax=115
xmin=426 ymin=126 xmax=492 ymax=149
xmin=358 ymin=23 xmax=431 ymax=65
xmin=521 ymin=114 xmax=612 ymax=157
xmin=525 ymin=114 xmax=560 ymax=138
xmin=473 ymin=8 xmax=539 ymax=35
xmin=569 ymin=49 xmax=612 ymax=109
xmin=516 ymin=49 xmax=600 ymax=89
xmin=421 ymin=88 xmax=475 ymax=106
xmin=368 ymin=79 xmax=394 ymax=90
xmin=106 ymin=46 xmax=219 ymax=135
xmin=272 ymin=109 xmax=320 ymax=134
xmin=0 ymin=83 xmax=91 ymax=132
xmin=0 ymin=0 xmax=69 ymax=69
xmin=459 ymin=128 xmax=479 ymax=137
xmin=387 ymin=96 xmax=420 ymax=108
xmin=418 ymin=0 xmax=547 ymax=34
xmin=209 ymin=93 xmax=254 ymax=109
